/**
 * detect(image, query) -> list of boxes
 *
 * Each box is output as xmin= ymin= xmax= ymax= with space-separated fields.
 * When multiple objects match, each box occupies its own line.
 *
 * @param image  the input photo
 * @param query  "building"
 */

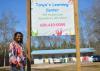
xmin=31 ymin=48 xmax=95 ymax=64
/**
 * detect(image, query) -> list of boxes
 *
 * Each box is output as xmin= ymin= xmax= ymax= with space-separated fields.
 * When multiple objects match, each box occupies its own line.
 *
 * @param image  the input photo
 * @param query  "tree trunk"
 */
xmin=4 ymin=48 xmax=6 ymax=67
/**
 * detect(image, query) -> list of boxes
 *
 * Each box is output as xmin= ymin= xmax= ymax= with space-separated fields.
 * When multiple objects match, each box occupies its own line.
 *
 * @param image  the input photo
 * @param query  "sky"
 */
xmin=0 ymin=0 xmax=26 ymax=39
xmin=0 ymin=0 xmax=93 ymax=42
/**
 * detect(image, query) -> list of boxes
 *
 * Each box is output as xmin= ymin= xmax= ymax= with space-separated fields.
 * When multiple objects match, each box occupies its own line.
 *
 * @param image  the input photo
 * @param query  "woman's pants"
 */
xmin=10 ymin=64 xmax=25 ymax=71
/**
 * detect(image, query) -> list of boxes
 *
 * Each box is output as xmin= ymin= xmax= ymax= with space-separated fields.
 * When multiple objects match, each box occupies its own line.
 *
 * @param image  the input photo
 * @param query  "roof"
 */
xmin=31 ymin=48 xmax=95 ymax=55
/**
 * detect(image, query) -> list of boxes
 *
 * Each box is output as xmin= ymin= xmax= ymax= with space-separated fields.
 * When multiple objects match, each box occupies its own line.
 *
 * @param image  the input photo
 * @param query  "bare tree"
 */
xmin=81 ymin=0 xmax=100 ymax=54
xmin=0 ymin=11 xmax=17 ymax=66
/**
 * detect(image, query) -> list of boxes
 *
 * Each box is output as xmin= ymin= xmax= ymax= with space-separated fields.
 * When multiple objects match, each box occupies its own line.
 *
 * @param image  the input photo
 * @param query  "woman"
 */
xmin=9 ymin=32 xmax=26 ymax=71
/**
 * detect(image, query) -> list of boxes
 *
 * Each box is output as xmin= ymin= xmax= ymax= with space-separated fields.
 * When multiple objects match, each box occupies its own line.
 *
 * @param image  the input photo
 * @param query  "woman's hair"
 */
xmin=14 ymin=32 xmax=23 ymax=43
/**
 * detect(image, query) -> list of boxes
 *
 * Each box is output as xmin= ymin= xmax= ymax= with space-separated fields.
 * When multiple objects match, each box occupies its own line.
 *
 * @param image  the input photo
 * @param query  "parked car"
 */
xmin=92 ymin=55 xmax=100 ymax=62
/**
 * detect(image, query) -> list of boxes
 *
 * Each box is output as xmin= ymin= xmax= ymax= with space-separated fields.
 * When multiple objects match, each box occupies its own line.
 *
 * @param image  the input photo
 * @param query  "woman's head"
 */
xmin=14 ymin=32 xmax=23 ymax=43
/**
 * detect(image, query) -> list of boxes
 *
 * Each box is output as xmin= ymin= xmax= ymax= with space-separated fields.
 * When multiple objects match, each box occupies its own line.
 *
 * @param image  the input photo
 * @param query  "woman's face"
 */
xmin=15 ymin=33 xmax=23 ymax=43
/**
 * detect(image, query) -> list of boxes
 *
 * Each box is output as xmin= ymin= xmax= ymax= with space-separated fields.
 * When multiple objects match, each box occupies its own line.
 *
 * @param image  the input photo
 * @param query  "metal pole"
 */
xmin=26 ymin=0 xmax=31 ymax=71
xmin=74 ymin=0 xmax=81 ymax=71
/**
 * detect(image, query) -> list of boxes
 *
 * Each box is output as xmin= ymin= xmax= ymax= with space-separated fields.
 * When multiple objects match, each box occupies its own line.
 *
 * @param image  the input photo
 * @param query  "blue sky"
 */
xmin=0 ymin=0 xmax=26 ymax=38
xmin=0 ymin=0 xmax=93 ymax=42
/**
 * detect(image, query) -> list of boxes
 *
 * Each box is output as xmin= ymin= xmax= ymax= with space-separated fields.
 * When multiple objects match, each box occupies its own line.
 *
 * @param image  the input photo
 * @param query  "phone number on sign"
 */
xmin=40 ymin=23 xmax=65 ymax=27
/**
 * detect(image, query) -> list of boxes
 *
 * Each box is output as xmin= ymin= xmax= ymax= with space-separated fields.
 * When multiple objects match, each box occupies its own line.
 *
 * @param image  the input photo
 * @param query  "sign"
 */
xmin=31 ymin=0 xmax=75 ymax=36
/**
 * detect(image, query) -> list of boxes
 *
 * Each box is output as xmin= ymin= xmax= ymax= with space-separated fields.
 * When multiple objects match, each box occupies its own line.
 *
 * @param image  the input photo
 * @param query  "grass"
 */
xmin=0 ymin=62 xmax=100 ymax=71
xmin=32 ymin=62 xmax=100 ymax=71
xmin=0 ymin=69 xmax=9 ymax=71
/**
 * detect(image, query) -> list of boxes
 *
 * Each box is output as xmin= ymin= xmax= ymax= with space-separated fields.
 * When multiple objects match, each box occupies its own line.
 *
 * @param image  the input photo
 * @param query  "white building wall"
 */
xmin=34 ymin=59 xmax=44 ymax=64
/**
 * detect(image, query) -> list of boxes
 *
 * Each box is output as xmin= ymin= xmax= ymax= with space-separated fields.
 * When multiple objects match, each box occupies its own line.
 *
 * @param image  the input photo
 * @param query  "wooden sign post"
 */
xmin=74 ymin=0 xmax=81 ymax=71
xmin=26 ymin=0 xmax=31 ymax=71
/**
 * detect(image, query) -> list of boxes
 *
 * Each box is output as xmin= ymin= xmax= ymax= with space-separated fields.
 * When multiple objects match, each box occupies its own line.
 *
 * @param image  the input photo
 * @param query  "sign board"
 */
xmin=31 ymin=0 xmax=75 ymax=36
